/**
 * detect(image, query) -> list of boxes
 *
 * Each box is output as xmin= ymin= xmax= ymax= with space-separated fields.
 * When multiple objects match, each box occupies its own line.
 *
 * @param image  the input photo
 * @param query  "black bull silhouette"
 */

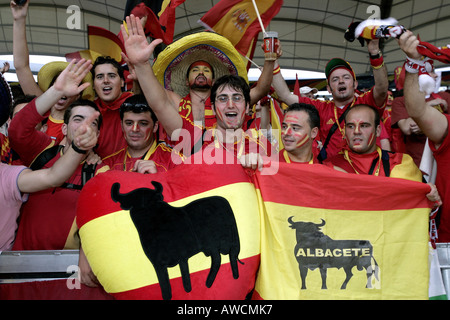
xmin=288 ymin=217 xmax=379 ymax=290
xmin=111 ymin=181 xmax=242 ymax=300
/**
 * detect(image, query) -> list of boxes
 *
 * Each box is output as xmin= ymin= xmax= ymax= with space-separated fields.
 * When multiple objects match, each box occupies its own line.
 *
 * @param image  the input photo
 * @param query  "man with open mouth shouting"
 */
xmin=271 ymin=38 xmax=389 ymax=163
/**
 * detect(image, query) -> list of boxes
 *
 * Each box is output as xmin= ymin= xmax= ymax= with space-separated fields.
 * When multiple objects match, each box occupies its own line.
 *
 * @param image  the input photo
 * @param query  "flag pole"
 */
xmin=252 ymin=0 xmax=267 ymax=37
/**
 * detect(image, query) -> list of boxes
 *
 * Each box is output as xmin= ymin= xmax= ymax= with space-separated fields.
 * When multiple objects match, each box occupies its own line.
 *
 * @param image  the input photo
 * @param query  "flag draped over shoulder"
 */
xmin=252 ymin=163 xmax=432 ymax=300
xmin=199 ymin=0 xmax=283 ymax=57
xmin=77 ymin=164 xmax=260 ymax=300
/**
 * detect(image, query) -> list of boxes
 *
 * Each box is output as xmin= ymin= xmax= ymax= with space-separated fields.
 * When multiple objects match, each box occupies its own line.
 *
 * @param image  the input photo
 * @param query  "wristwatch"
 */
xmin=71 ymin=141 xmax=87 ymax=154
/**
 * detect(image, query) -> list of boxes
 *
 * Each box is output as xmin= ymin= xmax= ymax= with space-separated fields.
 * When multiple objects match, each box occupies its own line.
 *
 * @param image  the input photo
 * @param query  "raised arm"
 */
xmin=399 ymin=31 xmax=448 ymax=147
xmin=17 ymin=110 xmax=99 ymax=193
xmin=271 ymin=60 xmax=299 ymax=106
xmin=34 ymin=59 xmax=92 ymax=116
xmin=367 ymin=39 xmax=389 ymax=107
xmin=11 ymin=0 xmax=43 ymax=96
xmin=249 ymin=41 xmax=280 ymax=106
xmin=121 ymin=15 xmax=183 ymax=138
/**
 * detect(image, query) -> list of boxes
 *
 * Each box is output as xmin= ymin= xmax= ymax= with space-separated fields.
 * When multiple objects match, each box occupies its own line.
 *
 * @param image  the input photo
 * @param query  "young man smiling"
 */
xmin=91 ymin=56 xmax=134 ymax=158
xmin=121 ymin=14 xmax=277 ymax=155
xmin=279 ymin=103 xmax=321 ymax=164
xmin=101 ymin=94 xmax=180 ymax=173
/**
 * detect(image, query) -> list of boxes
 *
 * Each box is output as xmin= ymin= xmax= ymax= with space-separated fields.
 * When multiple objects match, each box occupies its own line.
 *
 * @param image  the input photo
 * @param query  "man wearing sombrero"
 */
xmin=11 ymin=0 xmax=94 ymax=144
xmin=271 ymin=39 xmax=389 ymax=162
xmin=121 ymin=14 xmax=278 ymax=151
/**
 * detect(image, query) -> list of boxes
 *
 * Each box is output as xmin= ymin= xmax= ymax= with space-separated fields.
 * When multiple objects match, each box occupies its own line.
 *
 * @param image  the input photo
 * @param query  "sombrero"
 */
xmin=0 ymin=72 xmax=13 ymax=127
xmin=37 ymin=61 xmax=95 ymax=100
xmin=153 ymin=32 xmax=248 ymax=98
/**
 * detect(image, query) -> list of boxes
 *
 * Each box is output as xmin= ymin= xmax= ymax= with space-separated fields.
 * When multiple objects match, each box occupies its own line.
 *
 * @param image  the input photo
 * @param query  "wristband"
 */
xmin=369 ymin=51 xmax=381 ymax=59
xmin=273 ymin=66 xmax=281 ymax=75
xmin=71 ymin=141 xmax=87 ymax=154
xmin=370 ymin=55 xmax=384 ymax=69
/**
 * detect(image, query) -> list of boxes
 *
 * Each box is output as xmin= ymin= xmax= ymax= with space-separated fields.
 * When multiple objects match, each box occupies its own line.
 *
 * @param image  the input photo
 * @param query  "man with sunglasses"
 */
xmin=102 ymin=94 xmax=182 ymax=173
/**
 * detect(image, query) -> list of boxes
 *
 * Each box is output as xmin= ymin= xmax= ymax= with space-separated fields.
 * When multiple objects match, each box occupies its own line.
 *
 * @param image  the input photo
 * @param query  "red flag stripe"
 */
xmin=255 ymin=162 xmax=432 ymax=211
xmin=77 ymin=164 xmax=254 ymax=228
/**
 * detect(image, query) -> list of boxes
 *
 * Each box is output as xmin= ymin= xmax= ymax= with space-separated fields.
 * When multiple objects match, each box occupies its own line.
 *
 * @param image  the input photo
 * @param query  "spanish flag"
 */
xmin=65 ymin=26 xmax=125 ymax=64
xmin=199 ymin=0 xmax=283 ymax=57
xmin=77 ymin=164 xmax=260 ymax=300
xmin=252 ymin=163 xmax=432 ymax=300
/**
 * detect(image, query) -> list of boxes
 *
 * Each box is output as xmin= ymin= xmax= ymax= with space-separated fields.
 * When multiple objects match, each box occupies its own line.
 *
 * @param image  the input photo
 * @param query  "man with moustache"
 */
xmin=121 ymin=14 xmax=277 ymax=155
xmin=271 ymin=39 xmax=389 ymax=162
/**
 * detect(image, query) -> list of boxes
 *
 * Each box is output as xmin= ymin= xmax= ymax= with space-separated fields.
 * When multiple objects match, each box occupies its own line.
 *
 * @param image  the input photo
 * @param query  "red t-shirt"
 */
xmin=95 ymin=92 xmax=133 ymax=158
xmin=278 ymin=149 xmax=319 ymax=164
xmin=324 ymin=147 xmax=421 ymax=182
xmin=102 ymin=141 xmax=182 ymax=172
xmin=44 ymin=115 xmax=64 ymax=143
xmin=8 ymin=97 xmax=108 ymax=250
xmin=298 ymin=90 xmax=385 ymax=161
xmin=8 ymin=98 xmax=56 ymax=167
xmin=391 ymin=91 xmax=450 ymax=168
xmin=429 ymin=114 xmax=450 ymax=242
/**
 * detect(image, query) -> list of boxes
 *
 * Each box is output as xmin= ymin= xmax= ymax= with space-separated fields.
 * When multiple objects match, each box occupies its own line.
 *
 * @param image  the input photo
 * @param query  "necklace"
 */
xmin=190 ymin=90 xmax=210 ymax=104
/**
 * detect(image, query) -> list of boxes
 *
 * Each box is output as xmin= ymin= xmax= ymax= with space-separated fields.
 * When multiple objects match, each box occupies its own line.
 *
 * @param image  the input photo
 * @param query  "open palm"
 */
xmin=122 ymin=15 xmax=163 ymax=66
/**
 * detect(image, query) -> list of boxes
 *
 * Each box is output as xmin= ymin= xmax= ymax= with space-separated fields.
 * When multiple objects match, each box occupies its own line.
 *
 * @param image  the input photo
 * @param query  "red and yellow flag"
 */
xmin=252 ymin=163 xmax=432 ymax=300
xmin=65 ymin=26 xmax=125 ymax=64
xmin=77 ymin=164 xmax=260 ymax=300
xmin=158 ymin=0 xmax=186 ymax=44
xmin=199 ymin=0 xmax=283 ymax=57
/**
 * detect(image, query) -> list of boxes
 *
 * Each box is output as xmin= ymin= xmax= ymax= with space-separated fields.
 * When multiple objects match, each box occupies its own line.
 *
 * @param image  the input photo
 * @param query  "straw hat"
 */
xmin=37 ymin=61 xmax=95 ymax=100
xmin=152 ymin=32 xmax=248 ymax=98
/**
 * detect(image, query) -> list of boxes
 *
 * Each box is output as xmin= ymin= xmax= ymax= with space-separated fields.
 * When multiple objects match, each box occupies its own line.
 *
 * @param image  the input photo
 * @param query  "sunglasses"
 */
xmin=120 ymin=103 xmax=151 ymax=112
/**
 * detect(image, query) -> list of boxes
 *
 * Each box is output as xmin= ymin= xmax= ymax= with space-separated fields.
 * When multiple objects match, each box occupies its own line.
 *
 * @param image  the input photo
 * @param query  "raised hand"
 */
xmin=121 ymin=14 xmax=163 ymax=66
xmin=10 ymin=0 xmax=29 ymax=21
xmin=53 ymin=59 xmax=92 ymax=98
xmin=398 ymin=31 xmax=422 ymax=60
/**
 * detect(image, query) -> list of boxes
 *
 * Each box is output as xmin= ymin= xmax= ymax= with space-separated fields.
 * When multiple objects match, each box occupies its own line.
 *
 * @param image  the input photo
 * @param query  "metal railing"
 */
xmin=0 ymin=250 xmax=79 ymax=284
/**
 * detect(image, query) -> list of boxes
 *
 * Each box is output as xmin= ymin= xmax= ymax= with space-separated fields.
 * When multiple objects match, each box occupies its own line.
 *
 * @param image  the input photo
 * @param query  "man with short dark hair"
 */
xmin=325 ymin=104 xmax=423 ymax=181
xmin=121 ymin=14 xmax=277 ymax=153
xmin=279 ymin=103 xmax=321 ymax=164
xmin=8 ymin=59 xmax=109 ymax=250
xmin=91 ymin=56 xmax=134 ymax=158
xmin=102 ymin=94 xmax=181 ymax=173
xmin=272 ymin=39 xmax=389 ymax=162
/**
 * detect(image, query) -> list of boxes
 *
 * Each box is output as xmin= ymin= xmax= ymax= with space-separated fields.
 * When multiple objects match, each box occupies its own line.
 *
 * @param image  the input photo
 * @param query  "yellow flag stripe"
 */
xmin=80 ymin=182 xmax=260 ymax=293
xmin=255 ymin=199 xmax=429 ymax=300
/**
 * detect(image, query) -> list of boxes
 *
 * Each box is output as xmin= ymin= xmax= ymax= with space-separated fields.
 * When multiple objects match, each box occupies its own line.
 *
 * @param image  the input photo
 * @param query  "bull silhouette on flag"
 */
xmin=111 ymin=181 xmax=242 ymax=300
xmin=288 ymin=217 xmax=379 ymax=290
